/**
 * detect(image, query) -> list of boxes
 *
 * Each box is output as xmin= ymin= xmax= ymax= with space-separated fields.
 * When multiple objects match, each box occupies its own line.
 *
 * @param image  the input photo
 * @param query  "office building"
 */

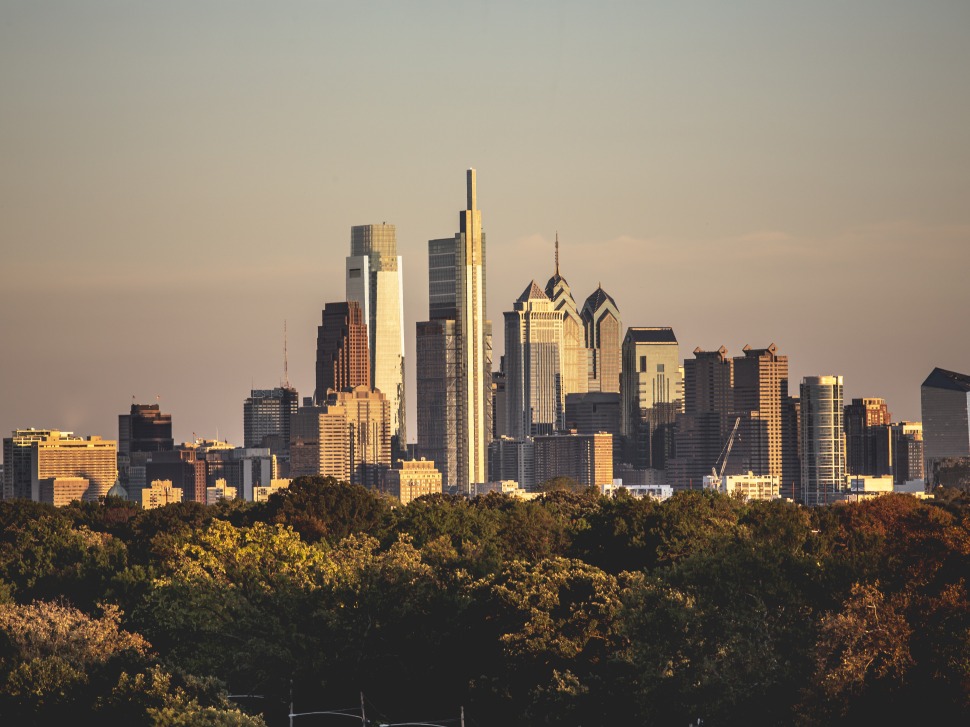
xmin=315 ymin=301 xmax=370 ymax=404
xmin=416 ymin=170 xmax=492 ymax=492
xmin=844 ymin=397 xmax=892 ymax=476
xmin=620 ymin=327 xmax=682 ymax=470
xmin=564 ymin=391 xmax=622 ymax=461
xmin=670 ymin=346 xmax=736 ymax=490
xmin=118 ymin=403 xmax=173 ymax=455
xmin=544 ymin=235 xmax=587 ymax=397
xmin=2 ymin=429 xmax=118 ymax=502
xmin=142 ymin=479 xmax=183 ymax=509
xmin=144 ymin=449 xmax=207 ymax=503
xmin=206 ymin=479 xmax=237 ymax=505
xmin=290 ymin=403 xmax=351 ymax=482
xmin=416 ymin=319 xmax=459 ymax=486
xmin=254 ymin=478 xmax=291 ymax=503
xmin=385 ymin=459 xmax=442 ymax=505
xmin=492 ymin=368 xmax=508 ymax=439
xmin=325 ymin=386 xmax=391 ymax=488
xmin=244 ymin=387 xmax=299 ymax=460
xmin=504 ymin=281 xmax=563 ymax=438
xmin=890 ymin=421 xmax=924 ymax=485
xmin=581 ymin=286 xmax=621 ymax=393
xmin=347 ymin=223 xmax=407 ymax=446
xmin=920 ymin=367 xmax=970 ymax=487
xmin=705 ymin=471 xmax=781 ymax=501
xmin=800 ymin=375 xmax=846 ymax=507
xmin=534 ymin=432 xmax=613 ymax=491
xmin=487 ymin=437 xmax=536 ymax=491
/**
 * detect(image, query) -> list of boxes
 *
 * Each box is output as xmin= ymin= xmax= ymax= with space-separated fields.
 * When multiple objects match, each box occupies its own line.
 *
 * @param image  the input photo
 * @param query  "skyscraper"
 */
xmin=243 ymin=387 xmax=299 ymax=458
xmin=416 ymin=170 xmax=492 ymax=491
xmin=119 ymin=403 xmax=173 ymax=455
xmin=346 ymin=223 xmax=407 ymax=447
xmin=733 ymin=344 xmax=789 ymax=480
xmin=669 ymin=346 xmax=736 ymax=490
xmin=504 ymin=280 xmax=563 ymax=438
xmin=800 ymin=375 xmax=846 ymax=507
xmin=544 ymin=235 xmax=587 ymax=398
xmin=315 ymin=301 xmax=370 ymax=403
xmin=581 ymin=286 xmax=621 ymax=394
xmin=920 ymin=367 xmax=970 ymax=487
xmin=324 ymin=386 xmax=391 ymax=488
xmin=843 ymin=397 xmax=892 ymax=476
xmin=619 ymin=327 xmax=682 ymax=470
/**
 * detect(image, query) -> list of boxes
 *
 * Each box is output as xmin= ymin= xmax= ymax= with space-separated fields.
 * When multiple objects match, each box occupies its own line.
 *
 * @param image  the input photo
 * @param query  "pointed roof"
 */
xmin=582 ymin=285 xmax=618 ymax=313
xmin=517 ymin=280 xmax=549 ymax=303
xmin=922 ymin=367 xmax=970 ymax=393
xmin=107 ymin=481 xmax=129 ymax=500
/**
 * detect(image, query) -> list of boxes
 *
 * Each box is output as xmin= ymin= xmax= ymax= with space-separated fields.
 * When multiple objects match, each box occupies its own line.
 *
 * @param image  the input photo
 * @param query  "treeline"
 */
xmin=0 ymin=479 xmax=968 ymax=726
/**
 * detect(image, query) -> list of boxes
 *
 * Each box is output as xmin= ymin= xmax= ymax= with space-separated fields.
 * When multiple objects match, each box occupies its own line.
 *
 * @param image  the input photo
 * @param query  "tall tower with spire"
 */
xmin=581 ymin=284 xmax=622 ymax=393
xmin=416 ymin=170 xmax=492 ymax=491
xmin=544 ymin=234 xmax=588 ymax=397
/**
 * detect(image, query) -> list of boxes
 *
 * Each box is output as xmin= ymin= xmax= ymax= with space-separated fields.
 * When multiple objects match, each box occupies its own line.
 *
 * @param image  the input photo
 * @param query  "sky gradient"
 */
xmin=2 ymin=1 xmax=969 ymax=448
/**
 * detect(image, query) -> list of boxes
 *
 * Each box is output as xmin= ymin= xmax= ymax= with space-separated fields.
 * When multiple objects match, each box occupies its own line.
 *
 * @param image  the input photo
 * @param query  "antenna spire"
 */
xmin=554 ymin=232 xmax=560 ymax=275
xmin=283 ymin=320 xmax=290 ymax=388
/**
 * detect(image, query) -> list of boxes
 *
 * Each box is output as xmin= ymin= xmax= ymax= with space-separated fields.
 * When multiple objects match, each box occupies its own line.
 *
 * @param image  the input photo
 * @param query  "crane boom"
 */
xmin=711 ymin=417 xmax=742 ymax=484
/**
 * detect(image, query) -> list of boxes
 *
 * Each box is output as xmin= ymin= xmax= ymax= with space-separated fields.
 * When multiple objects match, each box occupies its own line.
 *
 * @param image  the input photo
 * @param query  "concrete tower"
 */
xmin=346 ymin=224 xmax=407 ymax=447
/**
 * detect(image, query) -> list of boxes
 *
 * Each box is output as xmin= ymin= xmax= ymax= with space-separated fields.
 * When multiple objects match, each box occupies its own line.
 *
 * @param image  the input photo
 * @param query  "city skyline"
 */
xmin=2 ymin=2 xmax=969 ymax=447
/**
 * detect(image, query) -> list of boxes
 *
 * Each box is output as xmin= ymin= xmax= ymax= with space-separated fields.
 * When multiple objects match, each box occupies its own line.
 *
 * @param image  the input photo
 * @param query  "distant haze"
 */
xmin=2 ymin=1 xmax=968 ymax=449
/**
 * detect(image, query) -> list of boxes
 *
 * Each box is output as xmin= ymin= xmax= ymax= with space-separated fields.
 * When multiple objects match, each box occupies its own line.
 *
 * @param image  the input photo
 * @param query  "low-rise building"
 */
xmin=141 ymin=479 xmax=183 ymax=509
xmin=385 ymin=459 xmax=442 ymax=505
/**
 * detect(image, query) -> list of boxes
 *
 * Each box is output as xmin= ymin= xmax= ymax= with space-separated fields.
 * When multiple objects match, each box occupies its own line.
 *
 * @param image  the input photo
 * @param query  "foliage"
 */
xmin=0 ymin=489 xmax=966 ymax=724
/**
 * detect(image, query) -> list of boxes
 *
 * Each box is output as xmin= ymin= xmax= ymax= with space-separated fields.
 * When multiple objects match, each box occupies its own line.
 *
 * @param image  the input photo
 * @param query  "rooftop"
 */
xmin=922 ymin=367 xmax=970 ymax=393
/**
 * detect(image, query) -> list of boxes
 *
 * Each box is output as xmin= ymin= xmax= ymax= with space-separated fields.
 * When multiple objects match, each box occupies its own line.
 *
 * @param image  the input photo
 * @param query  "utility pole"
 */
xmin=360 ymin=691 xmax=367 ymax=726
xmin=460 ymin=706 xmax=465 ymax=727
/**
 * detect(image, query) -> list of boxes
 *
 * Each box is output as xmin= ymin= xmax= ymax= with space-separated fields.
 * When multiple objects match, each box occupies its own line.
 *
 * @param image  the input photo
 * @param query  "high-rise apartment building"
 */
xmin=733 ymin=344 xmax=789 ymax=481
xmin=2 ymin=429 xmax=118 ymax=502
xmin=800 ymin=375 xmax=846 ymax=507
xmin=346 ymin=223 xmax=407 ymax=446
xmin=844 ymin=397 xmax=892 ymax=476
xmin=619 ymin=327 xmax=682 ymax=470
xmin=416 ymin=170 xmax=492 ymax=492
xmin=581 ymin=286 xmax=622 ymax=394
xmin=504 ymin=281 xmax=563 ymax=438
xmin=920 ymin=367 xmax=970 ymax=487
xmin=315 ymin=301 xmax=370 ymax=404
xmin=544 ymin=235 xmax=587 ymax=398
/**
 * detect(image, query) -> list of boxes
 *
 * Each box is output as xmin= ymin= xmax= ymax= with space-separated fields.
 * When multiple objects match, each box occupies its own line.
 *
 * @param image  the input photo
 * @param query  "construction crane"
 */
xmin=710 ymin=417 xmax=742 ymax=488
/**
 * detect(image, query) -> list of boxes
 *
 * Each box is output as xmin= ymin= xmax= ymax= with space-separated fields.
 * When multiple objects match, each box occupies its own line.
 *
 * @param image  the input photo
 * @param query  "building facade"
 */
xmin=2 ymin=429 xmax=117 ymax=502
xmin=733 ymin=344 xmax=789 ymax=481
xmin=534 ymin=432 xmax=613 ymax=491
xmin=385 ymin=459 xmax=442 ymax=505
xmin=289 ymin=404 xmax=351 ymax=483
xmin=243 ymin=387 xmax=299 ymax=462
xmin=800 ymin=375 xmax=846 ymax=507
xmin=346 ymin=223 xmax=407 ymax=447
xmin=487 ymin=437 xmax=536 ymax=491
xmin=325 ymin=386 xmax=391 ymax=488
xmin=844 ymin=397 xmax=892 ymax=476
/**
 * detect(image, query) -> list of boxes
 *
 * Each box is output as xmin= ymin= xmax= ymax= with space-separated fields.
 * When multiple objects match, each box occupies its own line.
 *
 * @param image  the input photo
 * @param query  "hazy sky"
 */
xmin=2 ymin=1 xmax=968 ymax=449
